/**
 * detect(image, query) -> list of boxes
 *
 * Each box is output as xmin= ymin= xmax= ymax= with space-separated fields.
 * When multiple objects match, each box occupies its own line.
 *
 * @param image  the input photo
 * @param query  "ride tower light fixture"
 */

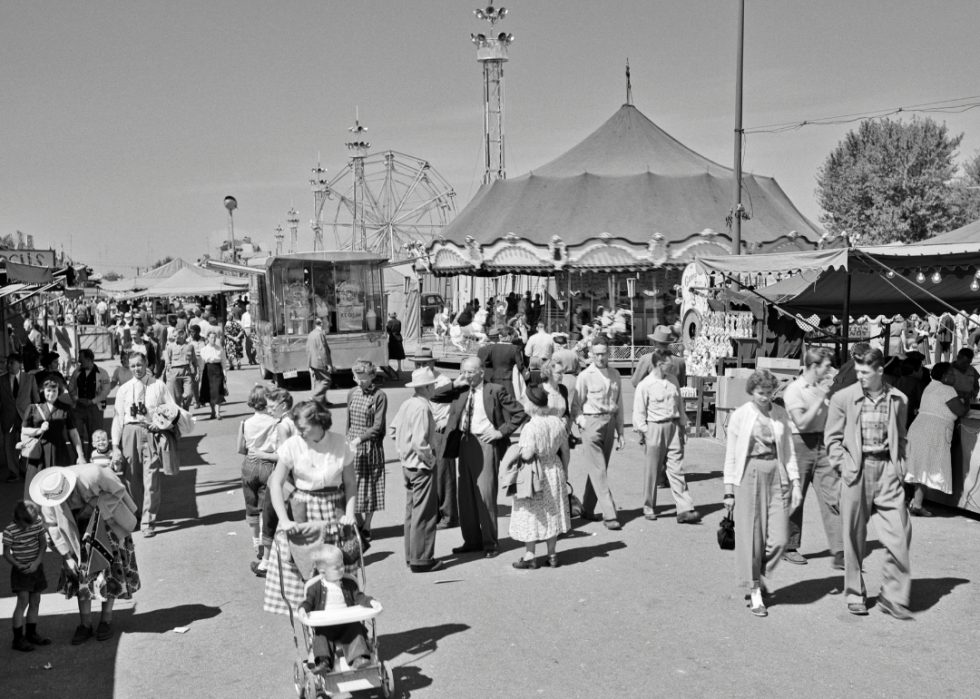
xmin=274 ymin=225 xmax=284 ymax=255
xmin=287 ymin=207 xmax=299 ymax=254
xmin=310 ymin=162 xmax=329 ymax=251
xmin=345 ymin=112 xmax=371 ymax=252
xmin=471 ymin=2 xmax=514 ymax=185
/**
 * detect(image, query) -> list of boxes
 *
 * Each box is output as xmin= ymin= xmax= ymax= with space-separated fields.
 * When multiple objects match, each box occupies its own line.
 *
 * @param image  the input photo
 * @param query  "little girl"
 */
xmin=298 ymin=544 xmax=372 ymax=673
xmin=3 ymin=501 xmax=51 ymax=652
xmin=239 ymin=386 xmax=279 ymax=571
xmin=253 ymin=388 xmax=296 ymax=577
xmin=346 ymin=360 xmax=387 ymax=547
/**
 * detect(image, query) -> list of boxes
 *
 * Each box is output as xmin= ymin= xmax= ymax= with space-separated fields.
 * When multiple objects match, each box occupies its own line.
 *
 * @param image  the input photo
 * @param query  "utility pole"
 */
xmin=731 ymin=0 xmax=745 ymax=256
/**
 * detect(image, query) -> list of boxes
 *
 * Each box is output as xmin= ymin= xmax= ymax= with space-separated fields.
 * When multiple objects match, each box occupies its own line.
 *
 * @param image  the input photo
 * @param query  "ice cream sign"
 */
xmin=336 ymin=280 xmax=364 ymax=331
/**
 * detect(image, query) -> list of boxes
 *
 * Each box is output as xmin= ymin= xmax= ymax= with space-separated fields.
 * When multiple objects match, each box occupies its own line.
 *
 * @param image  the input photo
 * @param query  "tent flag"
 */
xmin=5 ymin=260 xmax=55 ymax=284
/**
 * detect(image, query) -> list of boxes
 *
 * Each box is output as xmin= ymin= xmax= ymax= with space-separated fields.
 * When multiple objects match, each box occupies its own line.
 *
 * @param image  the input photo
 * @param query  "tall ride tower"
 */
xmin=287 ymin=206 xmax=299 ymax=253
xmin=345 ymin=114 xmax=370 ymax=250
xmin=310 ymin=163 xmax=328 ymax=251
xmin=471 ymin=3 xmax=514 ymax=185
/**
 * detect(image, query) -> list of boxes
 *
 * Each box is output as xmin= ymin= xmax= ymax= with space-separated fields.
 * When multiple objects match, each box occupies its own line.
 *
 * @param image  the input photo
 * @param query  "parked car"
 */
xmin=421 ymin=293 xmax=446 ymax=327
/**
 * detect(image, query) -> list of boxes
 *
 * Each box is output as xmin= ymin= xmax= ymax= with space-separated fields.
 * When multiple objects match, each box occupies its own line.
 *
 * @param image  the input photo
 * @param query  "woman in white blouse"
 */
xmin=723 ymin=369 xmax=802 ymax=617
xmin=263 ymin=401 xmax=356 ymax=616
xmin=198 ymin=331 xmax=226 ymax=419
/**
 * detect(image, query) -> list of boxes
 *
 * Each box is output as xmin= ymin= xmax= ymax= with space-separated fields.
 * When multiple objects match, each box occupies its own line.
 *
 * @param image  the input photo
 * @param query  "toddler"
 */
xmin=298 ymin=544 xmax=372 ymax=673
xmin=239 ymin=386 xmax=279 ymax=571
xmin=2 ymin=501 xmax=51 ymax=652
xmin=90 ymin=429 xmax=114 ymax=469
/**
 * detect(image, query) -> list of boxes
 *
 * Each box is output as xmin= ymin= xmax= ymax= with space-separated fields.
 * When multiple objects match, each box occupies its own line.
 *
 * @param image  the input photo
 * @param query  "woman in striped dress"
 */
xmin=263 ymin=401 xmax=356 ymax=616
xmin=346 ymin=359 xmax=388 ymax=545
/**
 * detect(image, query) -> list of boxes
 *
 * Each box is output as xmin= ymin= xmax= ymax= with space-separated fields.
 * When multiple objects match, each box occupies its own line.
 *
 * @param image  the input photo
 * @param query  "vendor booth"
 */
xmin=694 ymin=241 xmax=980 ymax=515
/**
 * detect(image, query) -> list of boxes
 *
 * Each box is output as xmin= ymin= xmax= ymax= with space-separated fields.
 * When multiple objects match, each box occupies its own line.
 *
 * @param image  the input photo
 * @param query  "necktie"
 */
xmin=462 ymin=389 xmax=475 ymax=433
xmin=13 ymin=375 xmax=19 ymax=396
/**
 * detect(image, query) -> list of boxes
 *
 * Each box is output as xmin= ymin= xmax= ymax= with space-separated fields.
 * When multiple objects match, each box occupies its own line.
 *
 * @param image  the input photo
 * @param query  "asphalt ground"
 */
xmin=2 ymin=360 xmax=979 ymax=699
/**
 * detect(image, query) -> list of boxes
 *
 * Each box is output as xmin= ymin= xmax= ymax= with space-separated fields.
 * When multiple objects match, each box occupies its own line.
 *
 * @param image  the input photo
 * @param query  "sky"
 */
xmin=3 ymin=0 xmax=980 ymax=274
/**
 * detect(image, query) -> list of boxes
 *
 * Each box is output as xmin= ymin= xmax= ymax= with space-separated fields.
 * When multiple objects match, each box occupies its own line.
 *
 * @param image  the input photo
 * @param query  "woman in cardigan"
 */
xmin=723 ymin=369 xmax=802 ymax=617
xmin=346 ymin=360 xmax=388 ymax=545
xmin=198 ymin=331 xmax=227 ymax=419
xmin=32 ymin=464 xmax=140 ymax=644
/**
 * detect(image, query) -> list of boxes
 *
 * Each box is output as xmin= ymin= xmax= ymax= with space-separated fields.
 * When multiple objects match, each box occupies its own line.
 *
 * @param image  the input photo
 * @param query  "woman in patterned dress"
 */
xmin=346 ymin=359 xmax=388 ymax=545
xmin=33 ymin=464 xmax=140 ymax=644
xmin=264 ymin=401 xmax=357 ymax=616
xmin=905 ymin=362 xmax=969 ymax=516
xmin=223 ymin=316 xmax=245 ymax=371
xmin=510 ymin=384 xmax=571 ymax=570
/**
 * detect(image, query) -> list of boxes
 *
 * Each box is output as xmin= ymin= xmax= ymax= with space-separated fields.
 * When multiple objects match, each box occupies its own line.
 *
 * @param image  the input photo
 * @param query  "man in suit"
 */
xmin=477 ymin=327 xmax=525 ymax=401
xmin=1 ymin=353 xmax=40 ymax=482
xmin=150 ymin=314 xmax=170 ymax=378
xmin=825 ymin=347 xmax=913 ymax=620
xmin=632 ymin=326 xmax=686 ymax=389
xmin=434 ymin=356 xmax=525 ymax=557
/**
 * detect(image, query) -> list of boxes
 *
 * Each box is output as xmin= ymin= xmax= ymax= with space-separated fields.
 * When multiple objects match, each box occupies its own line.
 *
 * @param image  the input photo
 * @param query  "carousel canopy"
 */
xmin=427 ymin=104 xmax=821 ymax=276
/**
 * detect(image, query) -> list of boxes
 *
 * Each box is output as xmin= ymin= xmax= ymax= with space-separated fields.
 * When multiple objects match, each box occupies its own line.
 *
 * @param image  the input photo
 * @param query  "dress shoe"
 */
xmin=512 ymin=557 xmax=538 ymax=570
xmin=782 ymin=550 xmax=807 ymax=565
xmin=410 ymin=560 xmax=445 ymax=573
xmin=878 ymin=596 xmax=915 ymax=620
xmin=96 ymin=621 xmax=114 ymax=642
xmin=579 ymin=512 xmax=602 ymax=522
xmin=71 ymin=624 xmax=95 ymax=645
xmin=142 ymin=528 xmax=156 ymax=539
xmin=676 ymin=510 xmax=702 ymax=524
xmin=484 ymin=549 xmax=500 ymax=559
xmin=749 ymin=604 xmax=768 ymax=617
xmin=909 ymin=505 xmax=933 ymax=517
xmin=451 ymin=545 xmax=483 ymax=555
xmin=643 ymin=513 xmax=657 ymax=521
xmin=546 ymin=554 xmax=560 ymax=568
xmin=250 ymin=561 xmax=267 ymax=577
xmin=603 ymin=520 xmax=622 ymax=531
xmin=436 ymin=521 xmax=451 ymax=530
xmin=847 ymin=603 xmax=869 ymax=616
xmin=831 ymin=552 xmax=845 ymax=571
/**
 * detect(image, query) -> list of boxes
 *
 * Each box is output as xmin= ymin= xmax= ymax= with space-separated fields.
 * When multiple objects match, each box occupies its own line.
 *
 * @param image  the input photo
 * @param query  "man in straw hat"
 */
xmin=411 ymin=347 xmax=457 ymax=529
xmin=391 ymin=366 xmax=445 ymax=573
xmin=632 ymin=325 xmax=686 ymax=389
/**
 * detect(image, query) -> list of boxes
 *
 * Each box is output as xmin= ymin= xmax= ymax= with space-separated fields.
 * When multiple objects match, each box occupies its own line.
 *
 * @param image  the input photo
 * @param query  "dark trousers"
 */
xmin=403 ymin=466 xmax=438 ymax=565
xmin=310 ymin=367 xmax=331 ymax=406
xmin=71 ymin=403 xmax=105 ymax=460
xmin=457 ymin=433 xmax=499 ymax=550
xmin=580 ymin=415 xmax=618 ymax=521
xmin=244 ymin=334 xmax=256 ymax=364
xmin=311 ymin=622 xmax=370 ymax=667
xmin=431 ymin=429 xmax=457 ymax=525
xmin=787 ymin=433 xmax=843 ymax=556
xmin=242 ymin=456 xmax=275 ymax=527
xmin=3 ymin=419 xmax=24 ymax=478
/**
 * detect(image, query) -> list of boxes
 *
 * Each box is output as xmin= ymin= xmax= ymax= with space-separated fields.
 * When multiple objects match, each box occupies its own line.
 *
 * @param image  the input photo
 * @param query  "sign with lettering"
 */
xmin=337 ymin=304 xmax=364 ymax=332
xmin=0 ymin=249 xmax=56 ymax=267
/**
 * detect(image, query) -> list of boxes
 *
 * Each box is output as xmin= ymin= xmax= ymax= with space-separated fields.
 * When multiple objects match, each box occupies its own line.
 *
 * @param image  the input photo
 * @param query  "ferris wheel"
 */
xmin=313 ymin=148 xmax=457 ymax=260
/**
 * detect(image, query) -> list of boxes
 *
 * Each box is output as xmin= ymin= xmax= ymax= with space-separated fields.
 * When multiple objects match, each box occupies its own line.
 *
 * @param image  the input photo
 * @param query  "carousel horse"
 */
xmin=449 ymin=308 xmax=489 ymax=351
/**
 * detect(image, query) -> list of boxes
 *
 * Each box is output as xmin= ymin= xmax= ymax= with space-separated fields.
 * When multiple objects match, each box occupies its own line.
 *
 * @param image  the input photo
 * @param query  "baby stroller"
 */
xmin=277 ymin=525 xmax=394 ymax=699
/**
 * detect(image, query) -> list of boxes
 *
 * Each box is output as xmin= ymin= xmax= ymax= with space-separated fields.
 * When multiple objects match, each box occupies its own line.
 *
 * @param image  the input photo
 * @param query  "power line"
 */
xmin=744 ymin=94 xmax=980 ymax=135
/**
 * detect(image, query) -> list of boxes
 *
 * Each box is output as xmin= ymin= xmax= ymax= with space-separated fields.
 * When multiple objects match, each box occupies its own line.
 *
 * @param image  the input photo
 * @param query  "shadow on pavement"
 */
xmin=559 ymin=540 xmax=628 ymax=565
xmin=687 ymin=470 xmax=723 ymax=483
xmin=909 ymin=576 xmax=970 ymax=612
xmin=177 ymin=434 xmax=209 ymax=467
xmin=381 ymin=622 xmax=469 ymax=695
xmin=128 ymin=602 xmax=223 ymax=633
xmin=768 ymin=576 xmax=843 ymax=606
xmin=364 ymin=551 xmax=395 ymax=566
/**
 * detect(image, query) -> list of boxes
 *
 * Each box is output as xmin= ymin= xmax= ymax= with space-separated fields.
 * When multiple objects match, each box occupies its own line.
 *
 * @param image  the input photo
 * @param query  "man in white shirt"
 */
xmin=412 ymin=348 xmax=456 ymax=529
xmin=96 ymin=299 xmax=108 ymax=326
xmin=111 ymin=352 xmax=178 ymax=538
xmin=523 ymin=321 xmax=554 ymax=371
xmin=241 ymin=308 xmax=256 ymax=365
xmin=782 ymin=346 xmax=844 ymax=569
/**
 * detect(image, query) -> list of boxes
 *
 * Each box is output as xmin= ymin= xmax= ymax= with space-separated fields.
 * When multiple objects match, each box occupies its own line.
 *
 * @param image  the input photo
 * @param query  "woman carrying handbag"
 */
xmin=723 ymin=369 xmax=802 ymax=618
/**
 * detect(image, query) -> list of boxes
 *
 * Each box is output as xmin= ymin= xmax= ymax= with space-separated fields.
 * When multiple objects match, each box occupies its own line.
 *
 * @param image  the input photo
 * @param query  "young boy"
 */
xmin=298 ymin=544 xmax=373 ymax=673
xmin=253 ymin=388 xmax=295 ymax=577
xmin=3 ymin=501 xmax=51 ymax=651
xmin=89 ymin=429 xmax=114 ymax=469
xmin=239 ymin=385 xmax=279 ymax=570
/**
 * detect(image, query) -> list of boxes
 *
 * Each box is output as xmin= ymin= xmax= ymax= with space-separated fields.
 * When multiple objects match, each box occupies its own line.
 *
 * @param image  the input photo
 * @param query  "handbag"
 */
xmin=19 ymin=404 xmax=49 ymax=460
xmin=567 ymin=482 xmax=584 ymax=518
xmin=717 ymin=506 xmax=735 ymax=550
xmin=236 ymin=421 xmax=248 ymax=456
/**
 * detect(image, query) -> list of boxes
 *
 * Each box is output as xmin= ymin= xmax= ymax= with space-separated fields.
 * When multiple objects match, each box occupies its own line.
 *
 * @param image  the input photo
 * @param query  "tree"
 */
xmin=816 ymin=117 xmax=969 ymax=244
xmin=949 ymin=148 xmax=980 ymax=226
xmin=151 ymin=255 xmax=175 ymax=269
xmin=103 ymin=270 xmax=123 ymax=281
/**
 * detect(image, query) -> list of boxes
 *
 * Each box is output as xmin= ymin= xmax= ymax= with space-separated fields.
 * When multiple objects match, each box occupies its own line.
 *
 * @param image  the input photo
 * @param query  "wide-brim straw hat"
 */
xmin=406 ymin=366 xmax=439 ymax=388
xmin=29 ymin=467 xmax=77 ymax=508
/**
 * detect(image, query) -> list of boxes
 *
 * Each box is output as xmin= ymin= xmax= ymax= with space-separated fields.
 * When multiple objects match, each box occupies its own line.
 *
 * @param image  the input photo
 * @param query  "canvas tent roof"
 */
xmin=100 ymin=258 xmax=230 ymax=293
xmin=696 ymin=243 xmax=980 ymax=317
xmin=437 ymin=104 xmax=822 ymax=250
xmin=923 ymin=218 xmax=980 ymax=245
xmin=127 ymin=266 xmax=248 ymax=298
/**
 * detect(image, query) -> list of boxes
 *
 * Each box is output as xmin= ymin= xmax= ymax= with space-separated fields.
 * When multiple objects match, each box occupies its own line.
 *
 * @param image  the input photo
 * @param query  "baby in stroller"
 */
xmin=298 ymin=544 xmax=373 ymax=674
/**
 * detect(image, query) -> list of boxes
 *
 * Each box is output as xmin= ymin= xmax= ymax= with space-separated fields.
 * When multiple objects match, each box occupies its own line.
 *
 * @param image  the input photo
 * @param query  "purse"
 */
xmin=567 ymin=482 xmax=584 ymax=518
xmin=236 ymin=421 xmax=247 ymax=456
xmin=717 ymin=506 xmax=735 ymax=550
xmin=19 ymin=404 xmax=49 ymax=460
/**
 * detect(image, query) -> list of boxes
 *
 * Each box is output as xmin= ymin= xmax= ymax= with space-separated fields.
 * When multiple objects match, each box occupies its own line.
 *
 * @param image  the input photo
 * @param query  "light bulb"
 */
xmin=886 ymin=270 xmax=895 ymax=279
xmin=974 ymin=269 xmax=980 ymax=279
xmin=972 ymin=280 xmax=979 ymax=292
xmin=931 ymin=271 xmax=942 ymax=284
xmin=915 ymin=271 xmax=926 ymax=283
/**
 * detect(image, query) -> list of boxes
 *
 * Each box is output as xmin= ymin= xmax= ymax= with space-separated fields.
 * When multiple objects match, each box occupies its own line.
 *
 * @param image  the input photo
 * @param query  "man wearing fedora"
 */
xmin=391 ymin=366 xmax=444 ymax=573
xmin=433 ymin=356 xmax=526 ymax=557
xmin=632 ymin=325 xmax=687 ymax=389
xmin=477 ymin=327 xmax=525 ymax=401
xmin=411 ymin=347 xmax=457 ymax=529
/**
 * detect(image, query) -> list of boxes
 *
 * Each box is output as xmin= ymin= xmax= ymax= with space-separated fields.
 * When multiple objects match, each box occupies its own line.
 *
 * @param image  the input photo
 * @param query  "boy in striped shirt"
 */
xmin=3 ymin=500 xmax=51 ymax=651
